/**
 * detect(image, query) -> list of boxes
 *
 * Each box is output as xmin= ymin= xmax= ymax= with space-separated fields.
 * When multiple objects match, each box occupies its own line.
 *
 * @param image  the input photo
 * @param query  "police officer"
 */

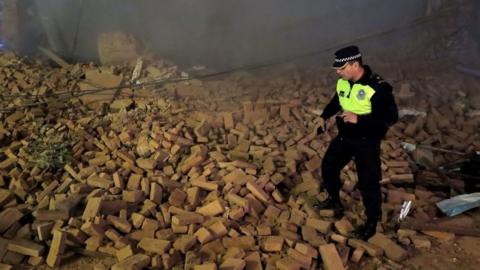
xmin=316 ymin=46 xmax=398 ymax=240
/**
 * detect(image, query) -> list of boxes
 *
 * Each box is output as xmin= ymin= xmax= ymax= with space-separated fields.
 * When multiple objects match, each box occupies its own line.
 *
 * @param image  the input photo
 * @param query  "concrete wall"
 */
xmin=27 ymin=0 xmax=432 ymax=69
xmin=22 ymin=0 xmax=473 ymax=69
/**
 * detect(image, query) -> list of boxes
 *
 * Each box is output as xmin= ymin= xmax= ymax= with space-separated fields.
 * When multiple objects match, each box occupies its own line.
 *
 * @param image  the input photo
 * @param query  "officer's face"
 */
xmin=335 ymin=62 xmax=356 ymax=80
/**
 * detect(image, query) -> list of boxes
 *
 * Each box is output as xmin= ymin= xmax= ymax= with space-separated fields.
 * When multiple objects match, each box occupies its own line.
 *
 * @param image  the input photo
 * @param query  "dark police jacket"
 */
xmin=320 ymin=65 xmax=398 ymax=141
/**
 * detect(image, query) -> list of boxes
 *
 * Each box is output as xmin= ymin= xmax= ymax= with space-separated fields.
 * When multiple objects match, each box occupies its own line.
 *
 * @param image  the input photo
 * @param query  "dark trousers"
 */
xmin=321 ymin=135 xmax=382 ymax=224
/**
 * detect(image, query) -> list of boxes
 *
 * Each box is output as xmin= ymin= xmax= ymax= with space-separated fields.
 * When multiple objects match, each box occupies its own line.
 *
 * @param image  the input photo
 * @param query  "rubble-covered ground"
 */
xmin=0 ymin=51 xmax=479 ymax=270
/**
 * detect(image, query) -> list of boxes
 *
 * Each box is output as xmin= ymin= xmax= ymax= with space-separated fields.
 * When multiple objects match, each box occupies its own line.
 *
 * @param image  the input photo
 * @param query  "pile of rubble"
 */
xmin=0 ymin=51 xmax=479 ymax=270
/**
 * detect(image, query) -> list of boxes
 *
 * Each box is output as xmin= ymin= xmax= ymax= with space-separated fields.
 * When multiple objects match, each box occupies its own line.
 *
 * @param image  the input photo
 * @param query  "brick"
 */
xmin=397 ymin=229 xmax=416 ymax=239
xmin=200 ymin=239 xmax=226 ymax=257
xmin=172 ymin=213 xmax=205 ymax=226
xmin=219 ymin=258 xmax=246 ymax=270
xmin=0 ymin=237 xmax=8 ymax=261
xmin=319 ymin=244 xmax=345 ymax=270
xmin=287 ymin=248 xmax=312 ymax=269
xmin=82 ymin=197 xmax=103 ymax=221
xmin=63 ymin=164 xmax=82 ymax=182
xmin=187 ymin=187 xmax=201 ymax=206
xmin=304 ymin=155 xmax=321 ymax=171
xmin=228 ymin=228 xmax=241 ymax=238
xmin=7 ymin=240 xmax=45 ymax=257
xmin=244 ymin=194 xmax=265 ymax=218
xmin=351 ymin=248 xmax=365 ymax=263
xmin=116 ymin=150 xmax=135 ymax=165
xmin=223 ymin=236 xmax=255 ymax=249
xmin=122 ymin=190 xmax=145 ymax=203
xmin=289 ymin=208 xmax=307 ymax=226
xmin=292 ymin=181 xmax=319 ymax=195
xmin=330 ymin=233 xmax=348 ymax=245
xmin=142 ymin=218 xmax=160 ymax=232
xmin=126 ymin=174 xmax=141 ymax=190
xmin=181 ymin=154 xmax=206 ymax=173
xmin=257 ymin=225 xmax=272 ymax=236
xmin=347 ymin=239 xmax=383 ymax=257
xmin=197 ymin=199 xmax=225 ymax=216
xmin=276 ymin=257 xmax=301 ymax=270
xmin=136 ymin=158 xmax=157 ymax=170
xmin=368 ymin=233 xmax=407 ymax=261
xmin=46 ymin=230 xmax=67 ymax=268
xmin=2 ymin=251 xmax=24 ymax=265
xmin=81 ymin=221 xmax=105 ymax=237
xmin=262 ymin=157 xmax=275 ymax=175
xmin=138 ymin=238 xmax=171 ymax=254
xmin=116 ymin=245 xmax=134 ymax=262
xmin=87 ymin=175 xmax=113 ymax=189
xmin=226 ymin=193 xmax=249 ymax=208
xmin=279 ymin=227 xmax=301 ymax=242
xmin=105 ymin=228 xmax=122 ymax=241
xmin=0 ymin=263 xmax=13 ymax=270
xmin=264 ymin=205 xmax=281 ymax=218
xmin=195 ymin=263 xmax=218 ymax=270
xmin=168 ymin=188 xmax=187 ymax=207
xmin=271 ymin=189 xmax=285 ymax=203
xmin=319 ymin=209 xmax=335 ymax=218
xmin=89 ymin=155 xmax=110 ymax=166
xmin=305 ymin=218 xmax=331 ymax=234
xmin=246 ymin=180 xmax=269 ymax=203
xmin=334 ymin=218 xmax=354 ymax=236
xmin=422 ymin=230 xmax=455 ymax=242
xmin=410 ymin=235 xmax=431 ymax=249
xmin=0 ymin=189 xmax=13 ymax=207
xmin=223 ymin=170 xmax=250 ymax=185
xmin=36 ymin=180 xmax=59 ymax=203
xmin=191 ymin=176 xmax=219 ymax=191
xmin=173 ymin=235 xmax=197 ymax=253
xmin=0 ymin=207 xmax=24 ymax=233
xmin=107 ymin=215 xmax=132 ymax=233
xmin=245 ymin=251 xmax=262 ymax=270
xmin=131 ymin=213 xmax=145 ymax=229
xmin=98 ymin=244 xmax=118 ymax=256
xmin=195 ymin=227 xmax=214 ymax=244
xmin=295 ymin=243 xmax=318 ymax=259
xmin=28 ymin=256 xmax=45 ymax=267
xmin=262 ymin=236 xmax=284 ymax=252
xmin=111 ymin=172 xmax=123 ymax=189
xmin=301 ymin=226 xmax=318 ymax=244
xmin=111 ymin=254 xmax=150 ymax=270
xmin=36 ymin=221 xmax=54 ymax=241
xmin=229 ymin=206 xmax=246 ymax=220
xmin=223 ymin=112 xmax=235 ymax=130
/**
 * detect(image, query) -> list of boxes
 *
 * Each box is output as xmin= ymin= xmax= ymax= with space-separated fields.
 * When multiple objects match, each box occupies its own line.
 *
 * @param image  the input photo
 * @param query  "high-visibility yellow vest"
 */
xmin=336 ymin=79 xmax=375 ymax=115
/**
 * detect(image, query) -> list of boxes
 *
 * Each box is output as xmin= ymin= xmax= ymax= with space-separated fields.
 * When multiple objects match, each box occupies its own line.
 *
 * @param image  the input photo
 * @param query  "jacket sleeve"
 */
xmin=357 ymin=82 xmax=398 ymax=128
xmin=320 ymin=93 xmax=341 ymax=120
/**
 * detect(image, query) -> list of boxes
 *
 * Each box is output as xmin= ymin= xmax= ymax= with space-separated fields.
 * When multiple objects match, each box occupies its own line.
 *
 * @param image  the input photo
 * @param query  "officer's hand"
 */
xmin=315 ymin=118 xmax=326 ymax=135
xmin=342 ymin=111 xmax=358 ymax=124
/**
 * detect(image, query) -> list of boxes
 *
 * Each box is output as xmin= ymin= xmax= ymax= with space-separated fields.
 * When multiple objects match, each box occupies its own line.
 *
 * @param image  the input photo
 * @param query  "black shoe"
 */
xmin=353 ymin=222 xmax=377 ymax=241
xmin=313 ymin=198 xmax=344 ymax=217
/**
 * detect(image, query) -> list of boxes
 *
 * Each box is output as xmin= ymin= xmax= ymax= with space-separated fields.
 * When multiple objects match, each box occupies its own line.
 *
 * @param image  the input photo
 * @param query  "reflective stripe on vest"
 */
xmin=336 ymin=79 xmax=375 ymax=115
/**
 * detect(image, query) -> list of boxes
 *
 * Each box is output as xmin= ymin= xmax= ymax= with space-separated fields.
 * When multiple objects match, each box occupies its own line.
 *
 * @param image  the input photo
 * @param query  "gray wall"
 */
xmin=25 ymin=0 xmax=472 ymax=69
xmin=29 ymin=0 xmax=431 ymax=69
